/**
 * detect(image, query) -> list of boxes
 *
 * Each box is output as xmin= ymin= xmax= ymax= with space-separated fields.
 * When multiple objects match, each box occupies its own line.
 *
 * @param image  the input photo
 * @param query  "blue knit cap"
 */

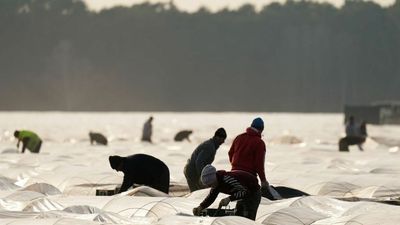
xmin=251 ymin=117 xmax=264 ymax=131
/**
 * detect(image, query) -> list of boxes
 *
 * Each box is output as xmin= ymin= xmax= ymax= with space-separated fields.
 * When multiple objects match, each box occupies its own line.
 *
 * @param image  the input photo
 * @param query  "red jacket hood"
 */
xmin=246 ymin=127 xmax=262 ymax=137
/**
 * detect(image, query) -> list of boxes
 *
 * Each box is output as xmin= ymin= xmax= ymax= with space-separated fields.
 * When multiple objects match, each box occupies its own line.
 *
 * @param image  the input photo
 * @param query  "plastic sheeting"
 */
xmin=0 ymin=112 xmax=400 ymax=224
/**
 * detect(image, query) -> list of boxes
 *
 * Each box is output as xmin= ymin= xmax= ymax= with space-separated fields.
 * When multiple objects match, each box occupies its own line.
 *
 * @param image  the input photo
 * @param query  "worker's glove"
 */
xmin=219 ymin=197 xmax=230 ymax=208
xmin=16 ymin=143 xmax=19 ymax=148
xmin=261 ymin=181 xmax=269 ymax=188
xmin=193 ymin=206 xmax=203 ymax=216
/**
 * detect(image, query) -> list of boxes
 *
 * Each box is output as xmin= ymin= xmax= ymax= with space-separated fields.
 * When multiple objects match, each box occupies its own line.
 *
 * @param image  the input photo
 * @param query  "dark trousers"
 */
xmin=151 ymin=168 xmax=170 ymax=194
xmin=31 ymin=140 xmax=42 ymax=153
xmin=339 ymin=136 xmax=366 ymax=151
xmin=183 ymin=164 xmax=204 ymax=192
xmin=235 ymin=189 xmax=261 ymax=220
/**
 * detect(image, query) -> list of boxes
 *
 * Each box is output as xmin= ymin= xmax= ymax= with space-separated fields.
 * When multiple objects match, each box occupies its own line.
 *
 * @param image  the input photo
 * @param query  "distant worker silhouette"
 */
xmin=14 ymin=130 xmax=42 ymax=153
xmin=184 ymin=128 xmax=227 ymax=192
xmin=174 ymin=130 xmax=193 ymax=142
xmin=339 ymin=116 xmax=367 ymax=151
xmin=109 ymin=154 xmax=170 ymax=194
xmin=89 ymin=132 xmax=108 ymax=145
xmin=141 ymin=116 xmax=153 ymax=143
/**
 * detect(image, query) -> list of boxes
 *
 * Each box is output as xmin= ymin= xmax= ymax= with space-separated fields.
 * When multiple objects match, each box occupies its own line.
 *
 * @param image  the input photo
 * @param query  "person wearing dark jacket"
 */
xmin=89 ymin=132 xmax=108 ymax=145
xmin=109 ymin=154 xmax=170 ymax=194
xmin=339 ymin=116 xmax=367 ymax=151
xmin=228 ymin=118 xmax=269 ymax=190
xmin=193 ymin=165 xmax=261 ymax=220
xmin=174 ymin=130 xmax=193 ymax=142
xmin=184 ymin=128 xmax=227 ymax=192
xmin=141 ymin=116 xmax=153 ymax=143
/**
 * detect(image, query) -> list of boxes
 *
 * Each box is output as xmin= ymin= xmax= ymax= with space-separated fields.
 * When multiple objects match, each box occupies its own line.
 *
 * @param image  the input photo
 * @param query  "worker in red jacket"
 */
xmin=228 ymin=117 xmax=269 ymax=190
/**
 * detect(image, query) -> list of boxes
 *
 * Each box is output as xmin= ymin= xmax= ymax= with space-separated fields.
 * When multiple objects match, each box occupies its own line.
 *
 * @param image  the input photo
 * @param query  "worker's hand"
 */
xmin=193 ymin=206 xmax=203 ymax=216
xmin=261 ymin=181 xmax=269 ymax=188
xmin=260 ymin=181 xmax=270 ymax=199
xmin=219 ymin=197 xmax=230 ymax=208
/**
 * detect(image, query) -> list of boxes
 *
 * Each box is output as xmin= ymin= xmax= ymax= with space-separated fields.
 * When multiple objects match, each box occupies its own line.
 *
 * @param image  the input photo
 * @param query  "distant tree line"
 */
xmin=0 ymin=0 xmax=399 ymax=112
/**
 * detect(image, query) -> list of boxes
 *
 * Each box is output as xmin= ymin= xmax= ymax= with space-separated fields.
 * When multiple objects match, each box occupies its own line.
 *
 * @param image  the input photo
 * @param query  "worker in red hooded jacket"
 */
xmin=228 ymin=117 xmax=269 ymax=191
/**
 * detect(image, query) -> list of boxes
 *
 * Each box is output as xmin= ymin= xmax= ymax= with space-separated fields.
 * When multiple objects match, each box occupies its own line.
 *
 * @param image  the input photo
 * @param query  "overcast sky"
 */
xmin=83 ymin=0 xmax=396 ymax=12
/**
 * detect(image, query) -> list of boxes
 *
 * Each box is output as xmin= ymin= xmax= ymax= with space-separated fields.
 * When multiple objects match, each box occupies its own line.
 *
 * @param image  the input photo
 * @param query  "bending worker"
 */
xmin=339 ymin=116 xmax=367 ymax=151
xmin=193 ymin=165 xmax=261 ymax=220
xmin=14 ymin=130 xmax=42 ymax=153
xmin=184 ymin=128 xmax=227 ymax=192
xmin=109 ymin=154 xmax=170 ymax=194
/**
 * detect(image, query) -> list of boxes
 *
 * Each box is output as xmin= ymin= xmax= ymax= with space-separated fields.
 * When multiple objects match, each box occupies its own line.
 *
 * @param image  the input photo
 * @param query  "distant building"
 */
xmin=344 ymin=101 xmax=400 ymax=125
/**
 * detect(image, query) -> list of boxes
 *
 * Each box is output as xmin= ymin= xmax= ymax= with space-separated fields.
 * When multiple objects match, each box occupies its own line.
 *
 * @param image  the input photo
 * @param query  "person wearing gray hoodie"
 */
xmin=184 ymin=128 xmax=226 ymax=192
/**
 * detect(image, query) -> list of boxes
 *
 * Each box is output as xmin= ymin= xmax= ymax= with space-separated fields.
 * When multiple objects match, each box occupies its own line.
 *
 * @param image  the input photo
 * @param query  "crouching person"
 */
xmin=109 ymin=154 xmax=170 ymax=194
xmin=14 ymin=130 xmax=42 ymax=153
xmin=193 ymin=165 xmax=261 ymax=220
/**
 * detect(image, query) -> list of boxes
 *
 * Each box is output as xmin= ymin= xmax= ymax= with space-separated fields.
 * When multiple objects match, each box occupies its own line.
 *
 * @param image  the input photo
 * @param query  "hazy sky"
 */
xmin=83 ymin=0 xmax=396 ymax=12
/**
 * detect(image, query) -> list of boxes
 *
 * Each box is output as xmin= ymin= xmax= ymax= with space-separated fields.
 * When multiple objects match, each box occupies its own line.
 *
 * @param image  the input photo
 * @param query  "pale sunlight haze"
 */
xmin=83 ymin=0 xmax=396 ymax=12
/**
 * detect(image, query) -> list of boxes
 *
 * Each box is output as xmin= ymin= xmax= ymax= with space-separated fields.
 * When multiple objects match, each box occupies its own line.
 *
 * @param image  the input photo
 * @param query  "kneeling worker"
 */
xmin=109 ymin=154 xmax=170 ymax=194
xmin=193 ymin=165 xmax=261 ymax=220
xmin=14 ymin=130 xmax=42 ymax=153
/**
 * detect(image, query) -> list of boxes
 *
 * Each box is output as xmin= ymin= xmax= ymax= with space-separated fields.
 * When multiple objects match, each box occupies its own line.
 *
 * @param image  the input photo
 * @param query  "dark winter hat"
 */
xmin=109 ymin=155 xmax=123 ymax=170
xmin=214 ymin=128 xmax=227 ymax=139
xmin=251 ymin=117 xmax=264 ymax=131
